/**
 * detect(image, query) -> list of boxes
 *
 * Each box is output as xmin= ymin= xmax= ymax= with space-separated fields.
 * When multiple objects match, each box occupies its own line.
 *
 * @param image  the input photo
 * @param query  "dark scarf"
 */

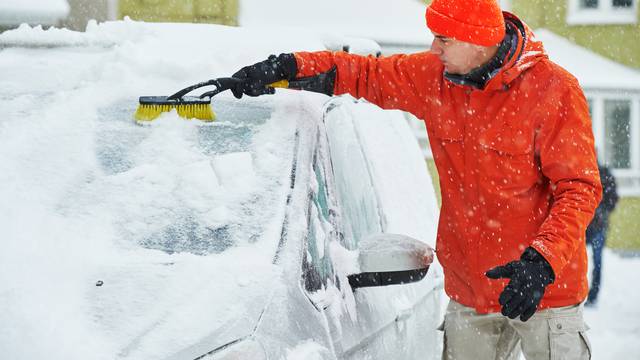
xmin=444 ymin=22 xmax=520 ymax=90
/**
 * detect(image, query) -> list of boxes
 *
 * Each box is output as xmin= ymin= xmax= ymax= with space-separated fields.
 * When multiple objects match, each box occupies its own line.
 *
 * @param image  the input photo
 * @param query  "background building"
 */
xmin=510 ymin=0 xmax=639 ymax=68
xmin=0 ymin=0 xmax=70 ymax=31
xmin=118 ymin=0 xmax=237 ymax=26
xmin=501 ymin=0 xmax=640 ymax=250
xmin=0 ymin=0 xmax=239 ymax=32
xmin=62 ymin=0 xmax=117 ymax=30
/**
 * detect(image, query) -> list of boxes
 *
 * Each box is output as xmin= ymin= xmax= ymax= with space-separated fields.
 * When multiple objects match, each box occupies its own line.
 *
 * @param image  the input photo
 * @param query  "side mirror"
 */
xmin=347 ymin=233 xmax=434 ymax=290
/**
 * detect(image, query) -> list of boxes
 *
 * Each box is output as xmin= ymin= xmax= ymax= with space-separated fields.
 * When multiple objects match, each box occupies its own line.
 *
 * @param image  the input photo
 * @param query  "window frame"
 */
xmin=301 ymin=130 xmax=343 ymax=298
xmin=567 ymin=0 xmax=638 ymax=25
xmin=587 ymin=91 xmax=640 ymax=196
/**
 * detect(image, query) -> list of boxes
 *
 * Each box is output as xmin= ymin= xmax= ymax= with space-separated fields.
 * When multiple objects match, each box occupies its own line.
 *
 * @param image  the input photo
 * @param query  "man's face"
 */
xmin=430 ymin=32 xmax=495 ymax=75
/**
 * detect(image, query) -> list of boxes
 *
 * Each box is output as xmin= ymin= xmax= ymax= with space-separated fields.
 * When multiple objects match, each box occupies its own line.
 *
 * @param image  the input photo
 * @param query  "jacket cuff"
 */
xmin=529 ymin=242 xmax=560 ymax=281
xmin=521 ymin=246 xmax=555 ymax=282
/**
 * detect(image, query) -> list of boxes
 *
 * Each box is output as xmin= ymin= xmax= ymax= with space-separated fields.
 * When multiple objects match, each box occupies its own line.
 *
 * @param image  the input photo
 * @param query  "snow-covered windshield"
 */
xmin=2 ymin=76 xmax=297 ymax=256
xmin=92 ymin=99 xmax=291 ymax=255
xmin=0 ymin=20 xmax=322 ymax=258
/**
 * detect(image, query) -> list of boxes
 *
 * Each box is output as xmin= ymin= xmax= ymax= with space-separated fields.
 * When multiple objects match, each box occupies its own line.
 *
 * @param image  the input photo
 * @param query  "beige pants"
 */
xmin=440 ymin=300 xmax=591 ymax=360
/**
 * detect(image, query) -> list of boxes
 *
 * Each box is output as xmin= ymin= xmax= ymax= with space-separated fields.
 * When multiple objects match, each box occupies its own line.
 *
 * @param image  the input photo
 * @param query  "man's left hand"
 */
xmin=486 ymin=247 xmax=555 ymax=322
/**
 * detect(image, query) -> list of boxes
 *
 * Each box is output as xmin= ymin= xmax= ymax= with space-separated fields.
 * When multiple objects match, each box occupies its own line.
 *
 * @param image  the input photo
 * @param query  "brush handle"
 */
xmin=283 ymin=66 xmax=336 ymax=95
xmin=259 ymin=66 xmax=337 ymax=95
xmin=170 ymin=66 xmax=336 ymax=101
xmin=167 ymin=77 xmax=242 ymax=100
xmin=267 ymin=80 xmax=289 ymax=88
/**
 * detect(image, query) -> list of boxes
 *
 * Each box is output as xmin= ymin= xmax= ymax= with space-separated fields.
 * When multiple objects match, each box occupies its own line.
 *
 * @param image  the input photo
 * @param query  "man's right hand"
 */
xmin=231 ymin=53 xmax=298 ymax=99
xmin=485 ymin=247 xmax=555 ymax=322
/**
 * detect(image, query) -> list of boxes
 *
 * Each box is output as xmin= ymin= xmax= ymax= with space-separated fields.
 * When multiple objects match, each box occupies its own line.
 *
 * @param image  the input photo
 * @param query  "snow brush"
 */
xmin=134 ymin=67 xmax=336 ymax=123
xmin=135 ymin=77 xmax=274 ymax=122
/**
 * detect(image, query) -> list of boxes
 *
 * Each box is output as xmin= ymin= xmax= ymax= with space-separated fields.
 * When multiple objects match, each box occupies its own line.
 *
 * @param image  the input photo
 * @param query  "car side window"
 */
xmin=302 ymin=146 xmax=339 ymax=294
xmin=313 ymin=157 xmax=330 ymax=219
xmin=324 ymin=104 xmax=382 ymax=250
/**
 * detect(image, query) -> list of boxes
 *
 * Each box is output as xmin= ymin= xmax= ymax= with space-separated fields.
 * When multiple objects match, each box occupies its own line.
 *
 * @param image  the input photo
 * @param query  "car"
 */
xmin=0 ymin=21 xmax=444 ymax=360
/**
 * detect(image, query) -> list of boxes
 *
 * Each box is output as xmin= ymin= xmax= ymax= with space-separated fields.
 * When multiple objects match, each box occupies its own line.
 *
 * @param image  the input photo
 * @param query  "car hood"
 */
xmin=89 ymin=245 xmax=279 ymax=359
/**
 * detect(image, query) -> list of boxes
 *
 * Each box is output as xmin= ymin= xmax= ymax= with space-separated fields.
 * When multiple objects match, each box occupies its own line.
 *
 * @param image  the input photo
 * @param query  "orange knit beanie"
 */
xmin=426 ymin=0 xmax=505 ymax=46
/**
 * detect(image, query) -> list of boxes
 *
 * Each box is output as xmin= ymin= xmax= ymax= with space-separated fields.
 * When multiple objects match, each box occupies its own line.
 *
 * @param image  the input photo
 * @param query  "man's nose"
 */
xmin=431 ymin=40 xmax=442 ymax=55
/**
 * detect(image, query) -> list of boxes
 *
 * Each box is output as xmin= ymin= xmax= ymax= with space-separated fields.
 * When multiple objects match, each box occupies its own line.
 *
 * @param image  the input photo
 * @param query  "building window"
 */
xmin=587 ymin=94 xmax=640 ymax=196
xmin=567 ymin=0 xmax=638 ymax=25
xmin=604 ymin=100 xmax=632 ymax=168
xmin=581 ymin=0 xmax=599 ymax=8
xmin=580 ymin=0 xmax=633 ymax=7
xmin=613 ymin=0 xmax=633 ymax=7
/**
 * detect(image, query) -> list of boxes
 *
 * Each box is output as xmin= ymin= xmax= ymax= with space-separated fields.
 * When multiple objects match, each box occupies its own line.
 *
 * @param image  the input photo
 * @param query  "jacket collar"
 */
xmin=444 ymin=12 xmax=548 ymax=92
xmin=444 ymin=22 xmax=516 ymax=89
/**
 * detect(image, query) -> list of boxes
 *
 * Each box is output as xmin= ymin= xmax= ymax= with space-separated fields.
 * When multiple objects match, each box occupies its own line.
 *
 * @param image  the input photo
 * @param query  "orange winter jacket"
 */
xmin=293 ymin=13 xmax=602 ymax=313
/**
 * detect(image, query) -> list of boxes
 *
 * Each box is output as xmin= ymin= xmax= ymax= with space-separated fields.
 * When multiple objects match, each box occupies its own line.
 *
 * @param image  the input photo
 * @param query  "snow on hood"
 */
xmin=0 ymin=0 xmax=69 ymax=26
xmin=89 ymin=244 xmax=280 ymax=359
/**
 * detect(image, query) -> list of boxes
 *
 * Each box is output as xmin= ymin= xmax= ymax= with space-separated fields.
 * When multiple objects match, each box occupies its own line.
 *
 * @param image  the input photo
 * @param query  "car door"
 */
xmin=322 ymin=99 xmax=443 ymax=360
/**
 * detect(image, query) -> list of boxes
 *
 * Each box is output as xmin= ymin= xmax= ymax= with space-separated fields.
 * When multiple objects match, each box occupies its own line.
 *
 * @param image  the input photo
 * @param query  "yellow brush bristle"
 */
xmin=176 ymin=104 xmax=214 ymax=121
xmin=135 ymin=104 xmax=215 ymax=122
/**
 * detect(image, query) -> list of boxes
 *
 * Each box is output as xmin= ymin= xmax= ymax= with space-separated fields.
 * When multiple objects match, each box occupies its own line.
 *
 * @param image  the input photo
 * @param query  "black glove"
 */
xmin=485 ymin=247 xmax=555 ymax=322
xmin=231 ymin=53 xmax=298 ymax=99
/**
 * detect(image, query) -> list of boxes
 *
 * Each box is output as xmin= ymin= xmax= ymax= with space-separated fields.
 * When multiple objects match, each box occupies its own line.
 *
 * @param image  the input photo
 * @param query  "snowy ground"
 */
xmin=583 ymin=248 xmax=640 ymax=359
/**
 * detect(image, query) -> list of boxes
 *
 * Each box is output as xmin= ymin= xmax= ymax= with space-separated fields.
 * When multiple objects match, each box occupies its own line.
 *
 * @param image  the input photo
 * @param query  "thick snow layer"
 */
xmin=0 ymin=0 xmax=69 ymax=26
xmin=239 ymin=0 xmax=432 ymax=46
xmin=0 ymin=20 xmax=327 ymax=360
xmin=284 ymin=340 xmax=332 ymax=360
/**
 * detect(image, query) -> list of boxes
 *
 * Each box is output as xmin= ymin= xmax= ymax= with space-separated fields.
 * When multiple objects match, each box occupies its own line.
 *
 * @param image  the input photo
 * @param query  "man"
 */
xmin=585 ymin=162 xmax=618 ymax=306
xmin=231 ymin=0 xmax=602 ymax=358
